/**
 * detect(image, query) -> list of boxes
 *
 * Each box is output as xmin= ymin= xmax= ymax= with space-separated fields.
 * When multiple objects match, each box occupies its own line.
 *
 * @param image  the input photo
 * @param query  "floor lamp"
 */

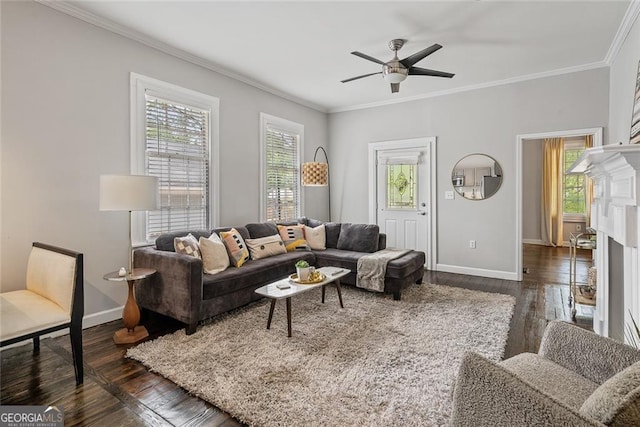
xmin=99 ymin=174 xmax=159 ymax=274
xmin=302 ymin=146 xmax=331 ymax=221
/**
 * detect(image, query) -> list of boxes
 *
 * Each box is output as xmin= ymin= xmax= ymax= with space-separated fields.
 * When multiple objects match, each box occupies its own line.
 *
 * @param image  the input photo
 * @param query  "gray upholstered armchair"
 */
xmin=451 ymin=320 xmax=640 ymax=426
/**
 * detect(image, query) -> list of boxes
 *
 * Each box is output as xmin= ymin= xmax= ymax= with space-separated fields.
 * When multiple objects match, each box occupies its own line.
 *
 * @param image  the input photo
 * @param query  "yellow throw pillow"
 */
xmin=277 ymin=224 xmax=307 ymax=251
xmin=199 ymin=234 xmax=230 ymax=274
xmin=245 ymin=235 xmax=287 ymax=260
xmin=220 ymin=228 xmax=250 ymax=268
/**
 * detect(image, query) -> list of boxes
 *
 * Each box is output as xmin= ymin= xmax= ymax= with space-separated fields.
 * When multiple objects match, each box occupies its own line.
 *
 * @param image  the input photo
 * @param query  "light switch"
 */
xmin=445 ymin=191 xmax=455 ymax=200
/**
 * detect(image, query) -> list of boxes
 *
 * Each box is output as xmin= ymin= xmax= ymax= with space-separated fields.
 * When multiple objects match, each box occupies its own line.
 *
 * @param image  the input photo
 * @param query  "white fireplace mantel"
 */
xmin=569 ymin=144 xmax=640 ymax=341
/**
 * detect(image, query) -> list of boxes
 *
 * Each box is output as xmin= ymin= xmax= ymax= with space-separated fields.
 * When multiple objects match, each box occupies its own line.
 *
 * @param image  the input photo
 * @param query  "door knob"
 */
xmin=417 ymin=211 xmax=426 ymax=216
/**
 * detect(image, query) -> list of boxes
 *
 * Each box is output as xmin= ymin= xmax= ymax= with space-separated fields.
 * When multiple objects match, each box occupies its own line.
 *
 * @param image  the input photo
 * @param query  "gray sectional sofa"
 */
xmin=133 ymin=218 xmax=425 ymax=335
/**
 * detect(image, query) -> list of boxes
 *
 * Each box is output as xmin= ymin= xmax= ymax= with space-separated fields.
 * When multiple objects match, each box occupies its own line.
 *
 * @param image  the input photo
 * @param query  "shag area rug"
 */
xmin=127 ymin=284 xmax=515 ymax=426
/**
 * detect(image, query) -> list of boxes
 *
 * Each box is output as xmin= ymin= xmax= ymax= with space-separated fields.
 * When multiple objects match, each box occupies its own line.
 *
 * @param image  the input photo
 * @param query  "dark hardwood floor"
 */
xmin=1 ymin=244 xmax=593 ymax=426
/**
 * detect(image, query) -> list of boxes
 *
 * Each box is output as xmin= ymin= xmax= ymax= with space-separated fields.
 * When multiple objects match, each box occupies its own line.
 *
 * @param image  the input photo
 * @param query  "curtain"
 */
xmin=541 ymin=138 xmax=564 ymax=246
xmin=585 ymin=135 xmax=594 ymax=226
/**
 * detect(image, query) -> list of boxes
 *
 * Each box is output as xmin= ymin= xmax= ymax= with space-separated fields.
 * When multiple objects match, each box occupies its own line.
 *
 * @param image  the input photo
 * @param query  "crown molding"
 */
xmin=36 ymin=0 xmax=328 ymax=113
xmin=329 ymin=61 xmax=608 ymax=113
xmin=604 ymin=0 xmax=640 ymax=65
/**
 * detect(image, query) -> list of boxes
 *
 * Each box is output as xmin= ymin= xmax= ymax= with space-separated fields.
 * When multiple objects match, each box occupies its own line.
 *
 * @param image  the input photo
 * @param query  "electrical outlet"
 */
xmin=469 ymin=240 xmax=476 ymax=249
xmin=576 ymin=224 xmax=582 ymax=231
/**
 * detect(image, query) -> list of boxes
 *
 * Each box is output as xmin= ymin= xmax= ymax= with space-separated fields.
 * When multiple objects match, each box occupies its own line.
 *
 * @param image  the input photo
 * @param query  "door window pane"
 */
xmin=387 ymin=164 xmax=417 ymax=209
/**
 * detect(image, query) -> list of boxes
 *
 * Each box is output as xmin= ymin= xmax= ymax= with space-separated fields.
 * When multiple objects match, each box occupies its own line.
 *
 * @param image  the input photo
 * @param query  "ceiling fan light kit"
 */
xmin=342 ymin=38 xmax=454 ymax=94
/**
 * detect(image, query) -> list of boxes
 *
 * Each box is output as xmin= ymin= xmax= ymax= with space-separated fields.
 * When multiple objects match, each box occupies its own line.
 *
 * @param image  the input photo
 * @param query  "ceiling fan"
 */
xmin=341 ymin=39 xmax=454 ymax=93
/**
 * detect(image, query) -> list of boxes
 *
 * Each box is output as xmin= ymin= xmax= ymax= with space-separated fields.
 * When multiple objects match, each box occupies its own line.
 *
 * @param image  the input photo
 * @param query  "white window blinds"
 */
xmin=145 ymin=94 xmax=210 ymax=240
xmin=265 ymin=125 xmax=301 ymax=222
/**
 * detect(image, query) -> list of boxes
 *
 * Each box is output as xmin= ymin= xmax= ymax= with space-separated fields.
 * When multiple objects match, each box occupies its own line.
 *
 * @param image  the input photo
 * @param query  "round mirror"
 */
xmin=451 ymin=154 xmax=503 ymax=200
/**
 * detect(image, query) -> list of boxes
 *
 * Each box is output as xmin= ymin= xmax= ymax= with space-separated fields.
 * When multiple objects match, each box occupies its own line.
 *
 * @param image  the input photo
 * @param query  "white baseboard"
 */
xmin=523 ymin=239 xmax=546 ymax=245
xmin=436 ymin=264 xmax=519 ymax=281
xmin=1 ymin=306 xmax=123 ymax=351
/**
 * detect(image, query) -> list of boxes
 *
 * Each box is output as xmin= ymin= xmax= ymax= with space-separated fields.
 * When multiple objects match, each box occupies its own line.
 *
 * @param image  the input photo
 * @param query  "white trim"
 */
xmin=130 ymin=73 xmax=220 ymax=243
xmin=522 ymin=239 xmax=546 ymax=246
xmin=604 ymin=1 xmax=640 ymax=65
xmin=259 ymin=113 xmax=305 ymax=222
xmin=37 ymin=0 xmax=326 ymax=113
xmin=516 ymin=127 xmax=603 ymax=281
xmin=331 ymin=62 xmax=607 ymax=113
xmin=368 ymin=137 xmax=437 ymax=270
xmin=0 ymin=307 xmax=122 ymax=351
xmin=436 ymin=264 xmax=519 ymax=281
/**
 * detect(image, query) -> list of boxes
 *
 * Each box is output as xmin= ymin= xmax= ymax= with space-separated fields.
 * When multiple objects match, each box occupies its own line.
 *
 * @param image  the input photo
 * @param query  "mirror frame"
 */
xmin=451 ymin=153 xmax=503 ymax=200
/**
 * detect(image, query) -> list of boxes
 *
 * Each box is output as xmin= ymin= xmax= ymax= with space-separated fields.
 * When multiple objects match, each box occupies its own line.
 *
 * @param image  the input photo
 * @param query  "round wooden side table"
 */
xmin=104 ymin=268 xmax=155 ymax=345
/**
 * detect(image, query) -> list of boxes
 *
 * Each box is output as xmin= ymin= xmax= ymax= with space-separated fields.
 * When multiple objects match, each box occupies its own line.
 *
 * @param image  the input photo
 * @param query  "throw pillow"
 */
xmin=277 ymin=224 xmax=307 ymax=251
xmin=174 ymin=234 xmax=201 ymax=258
xmin=580 ymin=361 xmax=640 ymax=425
xmin=220 ymin=228 xmax=250 ymax=268
xmin=304 ymin=224 xmax=326 ymax=250
xmin=336 ymin=223 xmax=380 ymax=253
xmin=199 ymin=234 xmax=230 ymax=274
xmin=245 ymin=235 xmax=287 ymax=260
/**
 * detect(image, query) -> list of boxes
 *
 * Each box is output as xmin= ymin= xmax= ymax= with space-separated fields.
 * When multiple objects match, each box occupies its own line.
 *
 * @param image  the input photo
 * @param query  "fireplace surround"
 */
xmin=570 ymin=144 xmax=640 ymax=342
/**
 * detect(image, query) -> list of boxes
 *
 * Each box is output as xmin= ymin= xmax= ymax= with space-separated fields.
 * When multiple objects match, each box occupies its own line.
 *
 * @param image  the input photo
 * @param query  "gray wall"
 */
xmin=0 ymin=1 xmax=328 ymax=319
xmin=329 ymin=69 xmax=609 ymax=277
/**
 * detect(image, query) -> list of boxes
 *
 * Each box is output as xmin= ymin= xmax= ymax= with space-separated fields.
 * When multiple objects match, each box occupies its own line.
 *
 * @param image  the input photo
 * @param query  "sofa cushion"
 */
xmin=202 ymin=251 xmax=315 ymax=299
xmin=386 ymin=251 xmax=425 ymax=279
xmin=277 ymin=224 xmax=307 ymax=251
xmin=199 ymin=234 xmax=229 ymax=275
xmin=304 ymin=224 xmax=326 ymax=250
xmin=246 ymin=234 xmax=287 ymax=260
xmin=337 ymin=223 xmax=379 ymax=253
xmin=580 ymin=361 xmax=640 ymax=426
xmin=156 ymin=230 xmax=211 ymax=252
xmin=174 ymin=234 xmax=201 ymax=259
xmin=246 ymin=222 xmax=278 ymax=239
xmin=500 ymin=352 xmax=599 ymax=410
xmin=220 ymin=228 xmax=250 ymax=268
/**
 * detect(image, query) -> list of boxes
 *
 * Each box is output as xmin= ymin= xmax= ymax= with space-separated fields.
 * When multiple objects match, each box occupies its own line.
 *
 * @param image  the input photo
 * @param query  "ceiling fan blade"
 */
xmin=391 ymin=83 xmax=400 ymax=93
xmin=341 ymin=72 xmax=382 ymax=83
xmin=408 ymin=66 xmax=455 ymax=78
xmin=400 ymin=44 xmax=442 ymax=68
xmin=351 ymin=51 xmax=386 ymax=65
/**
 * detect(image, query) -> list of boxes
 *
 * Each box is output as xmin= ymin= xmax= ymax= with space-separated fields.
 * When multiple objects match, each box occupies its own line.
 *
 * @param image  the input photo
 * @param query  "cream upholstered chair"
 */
xmin=451 ymin=320 xmax=640 ymax=426
xmin=0 ymin=242 xmax=84 ymax=385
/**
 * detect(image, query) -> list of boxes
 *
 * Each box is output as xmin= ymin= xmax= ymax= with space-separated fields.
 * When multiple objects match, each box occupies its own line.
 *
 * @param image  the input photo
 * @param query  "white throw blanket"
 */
xmin=356 ymin=249 xmax=410 ymax=292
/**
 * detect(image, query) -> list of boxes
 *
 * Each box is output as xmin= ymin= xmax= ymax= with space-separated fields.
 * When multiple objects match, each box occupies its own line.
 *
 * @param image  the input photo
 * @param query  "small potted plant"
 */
xmin=295 ymin=260 xmax=311 ymax=281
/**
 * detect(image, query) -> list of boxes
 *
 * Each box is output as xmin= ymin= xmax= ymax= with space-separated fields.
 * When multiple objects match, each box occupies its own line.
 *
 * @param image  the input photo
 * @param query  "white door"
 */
xmin=375 ymin=148 xmax=429 ymax=254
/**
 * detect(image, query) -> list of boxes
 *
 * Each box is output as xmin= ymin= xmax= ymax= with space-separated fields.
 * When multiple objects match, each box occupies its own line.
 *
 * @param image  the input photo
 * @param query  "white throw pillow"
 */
xmin=199 ymin=234 xmax=230 ymax=275
xmin=245 ymin=234 xmax=287 ymax=260
xmin=304 ymin=224 xmax=326 ymax=250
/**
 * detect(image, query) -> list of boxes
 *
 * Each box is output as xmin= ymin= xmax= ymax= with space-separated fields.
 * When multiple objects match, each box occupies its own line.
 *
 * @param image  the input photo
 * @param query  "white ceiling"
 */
xmin=63 ymin=1 xmax=633 ymax=112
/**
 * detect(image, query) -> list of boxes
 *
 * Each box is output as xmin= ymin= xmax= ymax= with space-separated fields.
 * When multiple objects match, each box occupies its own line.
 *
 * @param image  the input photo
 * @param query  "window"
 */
xmin=563 ymin=141 xmax=586 ymax=220
xmin=260 ymin=114 xmax=304 ymax=222
xmin=131 ymin=73 xmax=219 ymax=244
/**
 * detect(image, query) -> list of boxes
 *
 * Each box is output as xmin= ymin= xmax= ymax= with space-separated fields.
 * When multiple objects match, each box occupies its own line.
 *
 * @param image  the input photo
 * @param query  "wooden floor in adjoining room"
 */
xmin=1 ymin=244 xmax=593 ymax=426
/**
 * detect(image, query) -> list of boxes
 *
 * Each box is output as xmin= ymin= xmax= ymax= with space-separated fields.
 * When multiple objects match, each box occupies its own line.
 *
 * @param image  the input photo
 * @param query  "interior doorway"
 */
xmin=515 ymin=127 xmax=603 ymax=281
xmin=367 ymin=137 xmax=437 ymax=269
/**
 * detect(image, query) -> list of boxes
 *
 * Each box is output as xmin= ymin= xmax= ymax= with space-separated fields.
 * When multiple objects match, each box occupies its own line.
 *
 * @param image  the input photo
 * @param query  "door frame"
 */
xmin=368 ymin=137 xmax=437 ymax=270
xmin=515 ymin=127 xmax=603 ymax=281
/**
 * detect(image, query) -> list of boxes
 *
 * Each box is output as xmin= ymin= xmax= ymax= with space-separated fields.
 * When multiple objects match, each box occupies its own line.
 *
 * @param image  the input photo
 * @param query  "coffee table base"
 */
xmin=266 ymin=281 xmax=343 ymax=337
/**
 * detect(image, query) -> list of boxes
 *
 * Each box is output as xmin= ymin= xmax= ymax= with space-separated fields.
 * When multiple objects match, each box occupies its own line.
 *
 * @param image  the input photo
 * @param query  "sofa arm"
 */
xmin=377 ymin=233 xmax=386 ymax=250
xmin=133 ymin=247 xmax=203 ymax=330
xmin=451 ymin=352 xmax=603 ymax=427
xmin=538 ymin=320 xmax=640 ymax=384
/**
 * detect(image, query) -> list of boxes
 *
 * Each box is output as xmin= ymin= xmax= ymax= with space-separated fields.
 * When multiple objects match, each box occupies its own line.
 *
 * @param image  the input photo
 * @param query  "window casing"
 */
xmin=131 ymin=73 xmax=219 ymax=244
xmin=563 ymin=140 xmax=586 ymax=221
xmin=260 ymin=114 xmax=304 ymax=222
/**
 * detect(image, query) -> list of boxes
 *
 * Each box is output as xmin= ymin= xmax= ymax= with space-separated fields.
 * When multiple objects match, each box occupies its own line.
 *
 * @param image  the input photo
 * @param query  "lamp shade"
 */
xmin=302 ymin=162 xmax=328 ymax=186
xmin=100 ymin=175 xmax=159 ymax=211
